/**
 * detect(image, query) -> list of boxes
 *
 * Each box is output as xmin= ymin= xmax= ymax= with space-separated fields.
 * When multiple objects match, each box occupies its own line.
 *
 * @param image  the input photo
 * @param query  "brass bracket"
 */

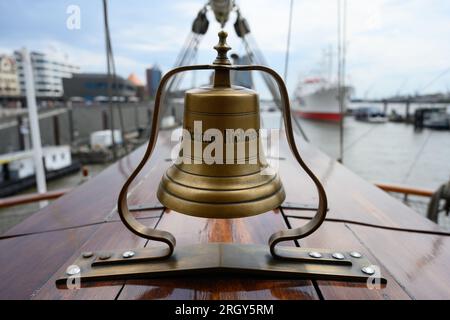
xmin=57 ymin=243 xmax=386 ymax=287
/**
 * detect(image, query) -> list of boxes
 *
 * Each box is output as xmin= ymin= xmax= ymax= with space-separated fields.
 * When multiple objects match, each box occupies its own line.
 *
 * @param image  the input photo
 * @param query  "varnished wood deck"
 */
xmin=1 ymin=131 xmax=449 ymax=299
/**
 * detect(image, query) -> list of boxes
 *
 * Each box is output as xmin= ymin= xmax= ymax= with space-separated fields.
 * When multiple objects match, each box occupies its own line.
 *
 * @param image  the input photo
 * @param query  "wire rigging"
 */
xmin=102 ymin=0 xmax=128 ymax=160
xmin=283 ymin=0 xmax=294 ymax=83
xmin=337 ymin=0 xmax=347 ymax=163
xmin=418 ymin=67 xmax=450 ymax=93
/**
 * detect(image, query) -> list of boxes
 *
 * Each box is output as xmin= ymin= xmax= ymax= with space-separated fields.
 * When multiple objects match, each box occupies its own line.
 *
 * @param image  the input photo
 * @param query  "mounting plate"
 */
xmin=56 ymin=243 xmax=386 ymax=287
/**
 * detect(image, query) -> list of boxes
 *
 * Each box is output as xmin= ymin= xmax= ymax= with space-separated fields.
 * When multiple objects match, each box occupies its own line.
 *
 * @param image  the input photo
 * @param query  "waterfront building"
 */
xmin=146 ymin=65 xmax=161 ymax=98
xmin=230 ymin=53 xmax=253 ymax=89
xmin=128 ymin=73 xmax=146 ymax=101
xmin=13 ymin=50 xmax=79 ymax=99
xmin=0 ymin=54 xmax=21 ymax=98
xmin=62 ymin=73 xmax=137 ymax=102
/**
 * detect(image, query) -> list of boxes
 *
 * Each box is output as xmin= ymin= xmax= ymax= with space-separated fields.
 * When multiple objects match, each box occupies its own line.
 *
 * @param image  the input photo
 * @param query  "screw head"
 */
xmin=332 ymin=252 xmax=345 ymax=260
xmin=350 ymin=251 xmax=362 ymax=258
xmin=82 ymin=251 xmax=93 ymax=258
xmin=361 ymin=266 xmax=375 ymax=275
xmin=66 ymin=265 xmax=80 ymax=276
xmin=99 ymin=252 xmax=112 ymax=260
xmin=122 ymin=250 xmax=135 ymax=259
xmin=309 ymin=251 xmax=323 ymax=258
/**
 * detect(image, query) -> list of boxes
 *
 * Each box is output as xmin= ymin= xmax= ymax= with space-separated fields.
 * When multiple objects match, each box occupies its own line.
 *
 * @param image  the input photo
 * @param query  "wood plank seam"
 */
xmin=0 ymin=214 xmax=163 ymax=241
xmin=102 ymin=164 xmax=163 ymax=222
xmin=279 ymin=206 xmax=324 ymax=300
xmin=29 ymin=215 xmax=162 ymax=300
xmin=115 ymin=209 xmax=321 ymax=299
xmin=29 ymin=223 xmax=106 ymax=299
xmin=343 ymin=223 xmax=415 ymax=299
xmin=113 ymin=207 xmax=167 ymax=300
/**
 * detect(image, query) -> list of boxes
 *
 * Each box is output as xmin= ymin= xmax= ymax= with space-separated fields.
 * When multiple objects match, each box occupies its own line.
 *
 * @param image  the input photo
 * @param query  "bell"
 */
xmin=58 ymin=31 xmax=384 ymax=287
xmin=157 ymin=31 xmax=285 ymax=218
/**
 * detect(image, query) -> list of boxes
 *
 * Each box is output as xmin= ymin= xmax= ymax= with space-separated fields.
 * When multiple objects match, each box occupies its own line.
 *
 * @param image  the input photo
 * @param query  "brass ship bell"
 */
xmin=117 ymin=31 xmax=328 ymax=260
xmin=157 ymin=32 xmax=285 ymax=218
xmin=57 ymin=32 xmax=385 ymax=286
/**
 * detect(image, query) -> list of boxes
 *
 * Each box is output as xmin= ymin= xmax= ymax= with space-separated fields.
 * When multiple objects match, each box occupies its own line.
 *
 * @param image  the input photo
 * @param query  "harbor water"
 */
xmin=298 ymin=102 xmax=450 ymax=189
xmin=299 ymin=116 xmax=450 ymax=189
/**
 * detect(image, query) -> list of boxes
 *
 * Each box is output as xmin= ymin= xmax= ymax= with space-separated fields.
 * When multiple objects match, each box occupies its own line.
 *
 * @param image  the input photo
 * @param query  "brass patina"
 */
xmin=57 ymin=243 xmax=386 ymax=286
xmin=57 ymin=32 xmax=385 ymax=287
xmin=157 ymin=31 xmax=285 ymax=218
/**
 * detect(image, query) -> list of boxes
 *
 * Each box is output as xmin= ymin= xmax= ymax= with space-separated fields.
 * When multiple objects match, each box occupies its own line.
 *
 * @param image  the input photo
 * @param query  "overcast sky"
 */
xmin=0 ymin=0 xmax=449 ymax=99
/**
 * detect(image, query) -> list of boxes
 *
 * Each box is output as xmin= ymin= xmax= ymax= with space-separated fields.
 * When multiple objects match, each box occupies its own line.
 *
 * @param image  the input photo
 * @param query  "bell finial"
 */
xmin=213 ymin=31 xmax=231 ymax=65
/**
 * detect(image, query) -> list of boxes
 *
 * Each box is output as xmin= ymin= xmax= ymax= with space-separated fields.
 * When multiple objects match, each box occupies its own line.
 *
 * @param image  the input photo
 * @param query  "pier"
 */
xmin=0 ymin=103 xmax=158 ymax=154
xmin=352 ymin=94 xmax=450 ymax=122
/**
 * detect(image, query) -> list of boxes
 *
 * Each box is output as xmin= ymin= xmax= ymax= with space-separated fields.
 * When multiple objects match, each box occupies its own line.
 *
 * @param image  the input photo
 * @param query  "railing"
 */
xmin=375 ymin=182 xmax=434 ymax=199
xmin=375 ymin=182 xmax=434 ymax=216
xmin=0 ymin=183 xmax=433 ymax=210
xmin=0 ymin=189 xmax=70 ymax=209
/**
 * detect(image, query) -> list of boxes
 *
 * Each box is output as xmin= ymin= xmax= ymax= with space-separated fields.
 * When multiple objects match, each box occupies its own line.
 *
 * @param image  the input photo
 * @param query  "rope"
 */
xmin=0 ymin=208 xmax=165 ymax=241
xmin=3 ymin=203 xmax=450 ymax=241
xmin=402 ymin=130 xmax=432 ymax=183
xmin=283 ymin=0 xmax=294 ymax=82
xmin=285 ymin=213 xmax=450 ymax=237
xmin=103 ymin=0 xmax=129 ymax=158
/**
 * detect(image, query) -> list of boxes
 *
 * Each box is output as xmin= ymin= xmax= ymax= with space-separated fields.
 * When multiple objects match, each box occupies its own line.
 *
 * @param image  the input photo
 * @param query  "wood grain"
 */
xmin=347 ymin=224 xmax=450 ymax=299
xmin=32 ymin=218 xmax=160 ymax=300
xmin=287 ymin=218 xmax=411 ymax=299
xmin=117 ymin=210 xmax=319 ymax=300
xmin=1 ymin=130 xmax=448 ymax=300
xmin=0 ymin=225 xmax=98 ymax=299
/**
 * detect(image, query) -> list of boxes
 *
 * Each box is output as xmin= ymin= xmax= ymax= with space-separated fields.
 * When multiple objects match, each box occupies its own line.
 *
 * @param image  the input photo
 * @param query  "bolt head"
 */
xmin=122 ymin=250 xmax=135 ymax=259
xmin=309 ymin=251 xmax=323 ymax=258
xmin=99 ymin=252 xmax=112 ymax=260
xmin=66 ymin=265 xmax=80 ymax=276
xmin=350 ymin=251 xmax=362 ymax=258
xmin=362 ymin=266 xmax=375 ymax=275
xmin=332 ymin=252 xmax=345 ymax=260
xmin=82 ymin=251 xmax=93 ymax=258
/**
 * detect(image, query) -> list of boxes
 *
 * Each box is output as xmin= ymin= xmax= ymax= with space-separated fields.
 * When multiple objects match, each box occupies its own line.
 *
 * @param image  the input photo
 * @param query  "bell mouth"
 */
xmin=157 ymin=165 xmax=286 ymax=219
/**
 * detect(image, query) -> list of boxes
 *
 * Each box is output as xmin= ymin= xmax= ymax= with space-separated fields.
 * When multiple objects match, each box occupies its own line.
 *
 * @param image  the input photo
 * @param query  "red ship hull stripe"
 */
xmin=294 ymin=110 xmax=343 ymax=121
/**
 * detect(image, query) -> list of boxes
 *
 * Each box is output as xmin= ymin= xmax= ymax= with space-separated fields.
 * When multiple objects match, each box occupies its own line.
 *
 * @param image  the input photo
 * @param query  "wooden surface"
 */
xmin=1 ymin=131 xmax=449 ymax=300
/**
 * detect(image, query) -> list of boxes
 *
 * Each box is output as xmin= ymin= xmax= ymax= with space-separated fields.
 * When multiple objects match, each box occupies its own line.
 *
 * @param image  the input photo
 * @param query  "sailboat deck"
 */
xmin=1 ymin=131 xmax=449 ymax=300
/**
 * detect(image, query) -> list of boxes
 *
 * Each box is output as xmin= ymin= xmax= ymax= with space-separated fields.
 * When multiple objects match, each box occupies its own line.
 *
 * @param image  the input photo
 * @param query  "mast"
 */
xmin=337 ymin=0 xmax=347 ymax=163
xmin=283 ymin=0 xmax=294 ymax=82
xmin=103 ymin=0 xmax=117 ymax=160
xmin=22 ymin=48 xmax=47 ymax=208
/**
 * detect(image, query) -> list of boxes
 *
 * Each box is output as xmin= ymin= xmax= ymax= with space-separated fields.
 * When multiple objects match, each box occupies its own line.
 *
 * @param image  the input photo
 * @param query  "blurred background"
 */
xmin=0 ymin=0 xmax=449 ymax=233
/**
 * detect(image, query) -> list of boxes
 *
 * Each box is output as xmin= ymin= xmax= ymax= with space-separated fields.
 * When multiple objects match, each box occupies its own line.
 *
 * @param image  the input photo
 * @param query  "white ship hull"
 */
xmin=294 ymin=84 xmax=352 ymax=121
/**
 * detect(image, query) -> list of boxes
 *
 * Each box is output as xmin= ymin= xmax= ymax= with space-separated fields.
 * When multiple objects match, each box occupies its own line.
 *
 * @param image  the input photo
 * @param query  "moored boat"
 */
xmin=0 ymin=145 xmax=80 ymax=197
xmin=293 ymin=77 xmax=353 ymax=121
xmin=354 ymin=106 xmax=388 ymax=123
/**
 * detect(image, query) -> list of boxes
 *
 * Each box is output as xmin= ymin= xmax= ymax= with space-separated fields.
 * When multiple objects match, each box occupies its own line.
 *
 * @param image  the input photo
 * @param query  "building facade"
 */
xmin=128 ymin=73 xmax=146 ymax=101
xmin=230 ymin=54 xmax=254 ymax=89
xmin=14 ymin=50 xmax=79 ymax=99
xmin=62 ymin=73 xmax=137 ymax=101
xmin=146 ymin=65 xmax=162 ymax=98
xmin=0 ymin=55 xmax=21 ymax=97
